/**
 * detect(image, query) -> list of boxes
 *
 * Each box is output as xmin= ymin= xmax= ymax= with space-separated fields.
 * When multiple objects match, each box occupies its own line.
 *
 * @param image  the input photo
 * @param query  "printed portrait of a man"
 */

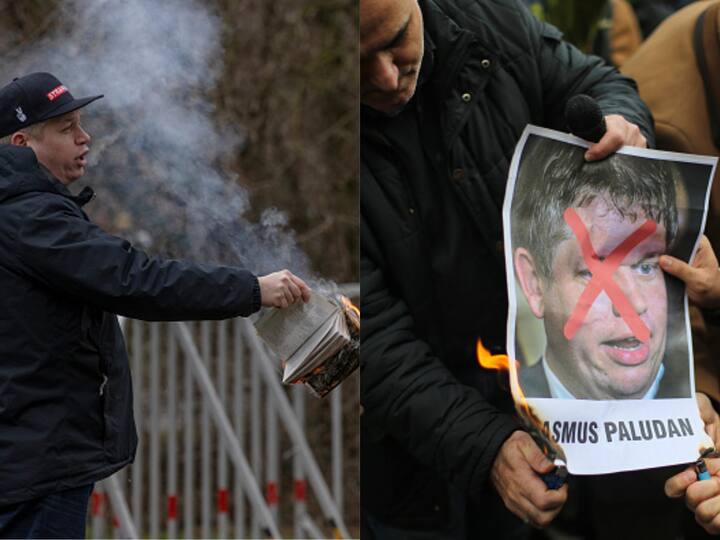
xmin=510 ymin=135 xmax=693 ymax=400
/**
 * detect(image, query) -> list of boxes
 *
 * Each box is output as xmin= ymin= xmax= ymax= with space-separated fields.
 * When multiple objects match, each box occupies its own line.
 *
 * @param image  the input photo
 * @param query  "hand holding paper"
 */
xmin=697 ymin=392 xmax=720 ymax=449
xmin=660 ymin=236 xmax=720 ymax=309
xmin=584 ymin=114 xmax=647 ymax=162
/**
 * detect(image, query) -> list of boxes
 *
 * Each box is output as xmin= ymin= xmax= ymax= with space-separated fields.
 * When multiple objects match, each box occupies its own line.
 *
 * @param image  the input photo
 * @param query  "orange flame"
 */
xmin=476 ymin=339 xmax=566 ymax=461
xmin=341 ymin=295 xmax=360 ymax=317
xmin=476 ymin=339 xmax=532 ymax=419
xmin=476 ymin=340 xmax=512 ymax=370
xmin=340 ymin=295 xmax=360 ymax=332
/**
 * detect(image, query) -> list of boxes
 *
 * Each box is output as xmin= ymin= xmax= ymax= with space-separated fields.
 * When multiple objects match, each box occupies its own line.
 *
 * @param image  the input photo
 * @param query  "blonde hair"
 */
xmin=0 ymin=121 xmax=46 ymax=145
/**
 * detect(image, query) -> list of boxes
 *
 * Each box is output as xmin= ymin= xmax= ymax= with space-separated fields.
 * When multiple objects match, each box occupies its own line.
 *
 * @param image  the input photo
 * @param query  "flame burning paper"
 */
xmin=477 ymin=340 xmax=566 ymax=464
xmin=499 ymin=126 xmax=717 ymax=475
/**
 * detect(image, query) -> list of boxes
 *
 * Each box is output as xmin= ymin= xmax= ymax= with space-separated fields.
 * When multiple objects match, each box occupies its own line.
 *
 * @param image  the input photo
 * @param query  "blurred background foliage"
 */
xmin=214 ymin=0 xmax=358 ymax=282
xmin=524 ymin=0 xmax=696 ymax=68
xmin=527 ymin=0 xmax=608 ymax=53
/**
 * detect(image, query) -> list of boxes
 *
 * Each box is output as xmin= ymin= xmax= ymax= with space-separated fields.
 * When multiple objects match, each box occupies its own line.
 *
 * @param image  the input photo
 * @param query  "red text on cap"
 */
xmin=47 ymin=85 xmax=68 ymax=101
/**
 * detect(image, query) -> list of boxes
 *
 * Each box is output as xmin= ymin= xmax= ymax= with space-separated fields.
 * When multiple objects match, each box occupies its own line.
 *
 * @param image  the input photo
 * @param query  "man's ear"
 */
xmin=514 ymin=247 xmax=545 ymax=319
xmin=10 ymin=131 xmax=28 ymax=146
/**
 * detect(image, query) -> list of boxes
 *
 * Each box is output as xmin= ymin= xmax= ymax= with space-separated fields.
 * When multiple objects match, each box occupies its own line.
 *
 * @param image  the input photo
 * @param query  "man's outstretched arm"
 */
xmin=10 ymin=195 xmax=308 ymax=320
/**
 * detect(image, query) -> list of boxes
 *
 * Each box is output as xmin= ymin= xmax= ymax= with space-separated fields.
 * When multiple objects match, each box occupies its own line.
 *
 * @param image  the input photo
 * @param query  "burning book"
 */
xmin=254 ymin=292 xmax=359 ymax=398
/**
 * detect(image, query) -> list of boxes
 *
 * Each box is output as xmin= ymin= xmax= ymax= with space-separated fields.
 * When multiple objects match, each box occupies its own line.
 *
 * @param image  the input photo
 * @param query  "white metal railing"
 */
xmin=88 ymin=313 xmax=354 ymax=539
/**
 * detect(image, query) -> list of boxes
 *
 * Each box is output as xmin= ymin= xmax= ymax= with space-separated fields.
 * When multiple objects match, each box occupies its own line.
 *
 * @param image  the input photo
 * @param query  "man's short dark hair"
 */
xmin=511 ymin=135 xmax=680 ymax=280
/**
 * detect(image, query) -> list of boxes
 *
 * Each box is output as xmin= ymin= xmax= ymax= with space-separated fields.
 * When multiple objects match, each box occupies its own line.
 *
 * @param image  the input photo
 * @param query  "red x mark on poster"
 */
xmin=562 ymin=207 xmax=658 ymax=343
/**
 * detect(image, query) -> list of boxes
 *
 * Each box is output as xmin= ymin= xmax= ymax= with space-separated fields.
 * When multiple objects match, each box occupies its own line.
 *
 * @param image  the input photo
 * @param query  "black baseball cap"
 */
xmin=0 ymin=72 xmax=103 ymax=138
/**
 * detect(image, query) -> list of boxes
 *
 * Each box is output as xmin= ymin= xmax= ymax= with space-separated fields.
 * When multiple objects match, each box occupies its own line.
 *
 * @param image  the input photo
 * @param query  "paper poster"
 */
xmin=503 ymin=126 xmax=718 ymax=474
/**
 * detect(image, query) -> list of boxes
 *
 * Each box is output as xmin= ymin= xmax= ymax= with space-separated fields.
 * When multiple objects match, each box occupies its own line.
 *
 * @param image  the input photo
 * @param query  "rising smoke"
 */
xmin=0 ymin=0 xmax=313 ymax=279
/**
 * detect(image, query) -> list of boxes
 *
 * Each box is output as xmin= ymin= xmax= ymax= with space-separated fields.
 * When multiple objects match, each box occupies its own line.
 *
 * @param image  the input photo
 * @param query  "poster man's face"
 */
xmin=522 ymin=197 xmax=668 ymax=399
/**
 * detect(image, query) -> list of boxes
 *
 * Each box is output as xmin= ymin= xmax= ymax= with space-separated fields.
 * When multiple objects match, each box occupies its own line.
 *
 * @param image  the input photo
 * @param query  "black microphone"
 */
xmin=565 ymin=94 xmax=607 ymax=143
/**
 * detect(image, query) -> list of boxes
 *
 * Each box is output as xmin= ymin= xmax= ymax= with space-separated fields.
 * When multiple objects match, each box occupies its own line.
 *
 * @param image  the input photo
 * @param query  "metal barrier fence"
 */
xmin=86 ymin=312 xmax=357 ymax=539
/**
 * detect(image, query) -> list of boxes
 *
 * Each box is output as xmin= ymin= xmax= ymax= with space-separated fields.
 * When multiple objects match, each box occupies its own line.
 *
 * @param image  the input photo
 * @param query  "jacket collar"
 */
xmin=420 ymin=0 xmax=498 ymax=99
xmin=420 ymin=0 xmax=472 ymax=97
xmin=0 ymin=144 xmax=94 ymax=206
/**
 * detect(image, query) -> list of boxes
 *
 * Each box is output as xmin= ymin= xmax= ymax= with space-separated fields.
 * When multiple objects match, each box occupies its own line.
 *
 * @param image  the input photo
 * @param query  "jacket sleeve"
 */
xmin=361 ymin=213 xmax=520 ymax=498
xmin=519 ymin=1 xmax=655 ymax=146
xmin=12 ymin=195 xmax=261 ymax=321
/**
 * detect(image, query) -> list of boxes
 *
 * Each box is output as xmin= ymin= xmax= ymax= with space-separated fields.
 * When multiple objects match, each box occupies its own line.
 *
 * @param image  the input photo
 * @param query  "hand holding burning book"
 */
xmin=254 ymin=292 xmax=359 ymax=398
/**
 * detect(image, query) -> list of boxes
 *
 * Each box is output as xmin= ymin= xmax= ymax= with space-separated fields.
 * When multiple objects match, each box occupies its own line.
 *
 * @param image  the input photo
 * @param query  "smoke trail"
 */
xmin=0 ymin=0 xmax=312 ymax=278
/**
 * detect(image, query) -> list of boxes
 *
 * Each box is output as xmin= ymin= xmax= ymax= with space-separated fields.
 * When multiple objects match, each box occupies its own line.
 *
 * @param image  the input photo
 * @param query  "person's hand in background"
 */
xmin=665 ymin=393 xmax=720 ymax=534
xmin=661 ymin=236 xmax=720 ymax=309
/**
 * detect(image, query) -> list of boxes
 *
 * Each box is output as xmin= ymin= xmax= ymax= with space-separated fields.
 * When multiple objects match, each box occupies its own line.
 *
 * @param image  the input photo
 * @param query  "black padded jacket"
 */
xmin=360 ymin=0 xmax=653 ymax=528
xmin=0 ymin=144 xmax=261 ymax=504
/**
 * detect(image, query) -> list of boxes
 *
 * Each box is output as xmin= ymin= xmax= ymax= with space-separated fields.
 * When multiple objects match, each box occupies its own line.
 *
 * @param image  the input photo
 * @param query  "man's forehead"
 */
xmin=49 ymin=110 xmax=81 ymax=125
xmin=570 ymin=203 xmax=667 ymax=257
xmin=577 ymin=199 xmax=654 ymax=227
xmin=360 ymin=0 xmax=413 ymax=53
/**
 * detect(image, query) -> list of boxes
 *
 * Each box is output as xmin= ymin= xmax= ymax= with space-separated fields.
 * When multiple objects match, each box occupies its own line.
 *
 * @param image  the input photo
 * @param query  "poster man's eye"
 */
xmin=633 ymin=261 xmax=659 ymax=276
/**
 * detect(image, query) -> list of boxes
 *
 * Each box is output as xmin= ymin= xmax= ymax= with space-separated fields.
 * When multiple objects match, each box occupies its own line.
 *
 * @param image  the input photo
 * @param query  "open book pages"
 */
xmin=281 ymin=309 xmax=349 ymax=384
xmin=254 ymin=292 xmax=353 ymax=388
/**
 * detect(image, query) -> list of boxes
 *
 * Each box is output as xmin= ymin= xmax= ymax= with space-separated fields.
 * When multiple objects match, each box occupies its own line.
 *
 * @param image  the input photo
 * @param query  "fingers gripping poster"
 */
xmin=503 ymin=126 xmax=718 ymax=474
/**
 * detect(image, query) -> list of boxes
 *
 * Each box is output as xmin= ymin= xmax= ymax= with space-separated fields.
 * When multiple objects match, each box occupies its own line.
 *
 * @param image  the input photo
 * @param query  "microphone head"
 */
xmin=565 ymin=94 xmax=606 ymax=142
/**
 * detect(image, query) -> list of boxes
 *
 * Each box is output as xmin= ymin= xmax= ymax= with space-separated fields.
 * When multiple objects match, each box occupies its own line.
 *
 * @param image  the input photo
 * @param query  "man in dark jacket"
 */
xmin=0 ymin=72 xmax=310 ymax=538
xmin=360 ymin=0 xmax=652 ymax=537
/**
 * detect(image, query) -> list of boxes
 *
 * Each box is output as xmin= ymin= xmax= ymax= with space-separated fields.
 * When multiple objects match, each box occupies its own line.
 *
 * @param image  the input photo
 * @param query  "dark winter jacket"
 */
xmin=0 ymin=144 xmax=260 ymax=504
xmin=360 ymin=0 xmax=653 ymax=529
